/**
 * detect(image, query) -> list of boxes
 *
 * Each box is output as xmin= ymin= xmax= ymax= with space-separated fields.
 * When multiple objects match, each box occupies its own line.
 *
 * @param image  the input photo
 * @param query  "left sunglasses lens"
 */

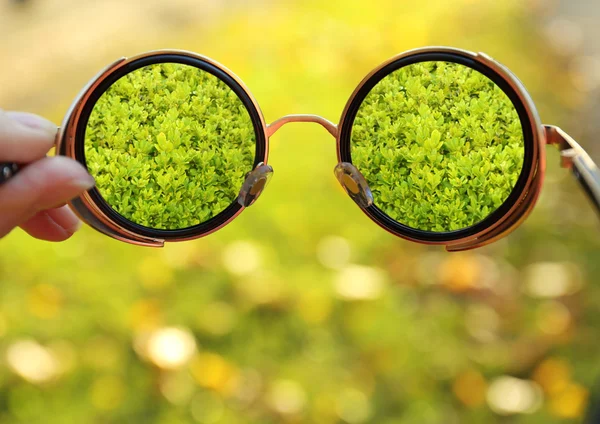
xmin=83 ymin=61 xmax=257 ymax=231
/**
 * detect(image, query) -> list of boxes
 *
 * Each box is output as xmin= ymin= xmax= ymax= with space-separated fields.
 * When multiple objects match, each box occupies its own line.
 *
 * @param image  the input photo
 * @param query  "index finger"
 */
xmin=0 ymin=110 xmax=58 ymax=162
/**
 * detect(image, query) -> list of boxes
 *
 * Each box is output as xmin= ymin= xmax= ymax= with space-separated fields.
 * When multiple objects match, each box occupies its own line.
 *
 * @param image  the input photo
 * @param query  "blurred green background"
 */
xmin=1 ymin=0 xmax=599 ymax=422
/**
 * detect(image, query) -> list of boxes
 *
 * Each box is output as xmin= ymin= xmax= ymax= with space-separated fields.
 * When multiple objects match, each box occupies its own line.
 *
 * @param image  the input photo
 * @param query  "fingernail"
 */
xmin=74 ymin=173 xmax=96 ymax=191
xmin=47 ymin=207 xmax=82 ymax=236
xmin=6 ymin=111 xmax=57 ymax=137
xmin=48 ymin=156 xmax=96 ymax=191
xmin=63 ymin=215 xmax=82 ymax=235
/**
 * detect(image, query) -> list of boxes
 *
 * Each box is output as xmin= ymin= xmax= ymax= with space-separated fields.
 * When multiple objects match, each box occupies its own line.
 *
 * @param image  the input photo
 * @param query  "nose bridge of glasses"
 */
xmin=266 ymin=114 xmax=338 ymax=138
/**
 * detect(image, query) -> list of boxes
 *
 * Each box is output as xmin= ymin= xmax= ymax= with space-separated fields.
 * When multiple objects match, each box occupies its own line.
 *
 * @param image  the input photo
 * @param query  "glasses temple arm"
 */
xmin=544 ymin=125 xmax=600 ymax=215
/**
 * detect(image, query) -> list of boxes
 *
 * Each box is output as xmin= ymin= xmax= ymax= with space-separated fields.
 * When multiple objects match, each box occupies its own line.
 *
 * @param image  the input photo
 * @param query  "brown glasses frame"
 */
xmin=50 ymin=47 xmax=598 ymax=250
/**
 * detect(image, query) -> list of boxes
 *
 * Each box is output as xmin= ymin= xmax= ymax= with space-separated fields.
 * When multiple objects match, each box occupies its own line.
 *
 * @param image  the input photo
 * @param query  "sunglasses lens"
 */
xmin=84 ymin=62 xmax=257 ymax=231
xmin=350 ymin=61 xmax=525 ymax=233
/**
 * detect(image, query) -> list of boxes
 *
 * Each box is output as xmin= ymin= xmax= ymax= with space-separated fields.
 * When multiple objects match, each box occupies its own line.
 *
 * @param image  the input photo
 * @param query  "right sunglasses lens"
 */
xmin=350 ymin=61 xmax=526 ymax=233
xmin=83 ymin=61 xmax=258 ymax=231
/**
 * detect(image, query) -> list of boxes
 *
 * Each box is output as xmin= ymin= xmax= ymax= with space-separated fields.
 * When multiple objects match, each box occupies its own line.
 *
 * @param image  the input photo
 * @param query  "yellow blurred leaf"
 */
xmin=128 ymin=299 xmax=162 ymax=331
xmin=549 ymin=383 xmax=589 ymax=419
xmin=453 ymin=369 xmax=488 ymax=407
xmin=532 ymin=358 xmax=571 ymax=395
xmin=190 ymin=353 xmax=238 ymax=396
xmin=438 ymin=254 xmax=482 ymax=292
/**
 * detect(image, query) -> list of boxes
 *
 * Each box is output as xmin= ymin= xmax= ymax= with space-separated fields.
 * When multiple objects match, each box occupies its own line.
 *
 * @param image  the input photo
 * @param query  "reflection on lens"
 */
xmin=84 ymin=62 xmax=256 ymax=230
xmin=351 ymin=61 xmax=525 ymax=232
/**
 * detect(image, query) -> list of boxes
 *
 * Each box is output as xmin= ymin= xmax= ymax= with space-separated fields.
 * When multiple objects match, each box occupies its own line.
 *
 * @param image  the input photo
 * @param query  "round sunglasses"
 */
xmin=1 ymin=46 xmax=598 ymax=250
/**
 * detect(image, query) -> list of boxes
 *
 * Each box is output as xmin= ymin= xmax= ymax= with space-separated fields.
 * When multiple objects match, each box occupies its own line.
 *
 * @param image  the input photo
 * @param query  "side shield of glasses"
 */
xmin=49 ymin=47 xmax=598 ymax=249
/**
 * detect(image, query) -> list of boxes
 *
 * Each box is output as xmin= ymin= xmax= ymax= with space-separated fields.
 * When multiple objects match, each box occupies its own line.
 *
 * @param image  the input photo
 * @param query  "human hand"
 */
xmin=0 ymin=110 xmax=95 ymax=241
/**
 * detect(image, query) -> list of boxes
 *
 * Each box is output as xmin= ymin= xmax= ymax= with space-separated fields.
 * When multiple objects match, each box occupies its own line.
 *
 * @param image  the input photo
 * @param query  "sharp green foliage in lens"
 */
xmin=351 ymin=61 xmax=525 ymax=232
xmin=85 ymin=63 xmax=256 ymax=230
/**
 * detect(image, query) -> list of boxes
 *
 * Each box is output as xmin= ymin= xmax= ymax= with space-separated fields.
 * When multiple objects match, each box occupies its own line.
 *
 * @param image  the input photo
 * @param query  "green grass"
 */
xmin=84 ymin=62 xmax=256 ymax=230
xmin=351 ymin=61 xmax=525 ymax=232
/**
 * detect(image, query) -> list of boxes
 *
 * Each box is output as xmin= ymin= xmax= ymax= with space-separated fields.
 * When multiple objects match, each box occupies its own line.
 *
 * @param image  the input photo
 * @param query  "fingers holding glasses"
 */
xmin=19 ymin=205 xmax=83 ymax=242
xmin=0 ymin=110 xmax=58 ymax=162
xmin=0 ymin=111 xmax=95 ymax=241
xmin=0 ymin=156 xmax=95 ymax=240
xmin=0 ymin=110 xmax=60 ymax=185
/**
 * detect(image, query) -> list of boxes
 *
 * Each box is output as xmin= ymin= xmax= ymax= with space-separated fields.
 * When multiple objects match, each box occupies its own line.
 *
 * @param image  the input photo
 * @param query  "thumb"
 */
xmin=0 ymin=156 xmax=95 ymax=238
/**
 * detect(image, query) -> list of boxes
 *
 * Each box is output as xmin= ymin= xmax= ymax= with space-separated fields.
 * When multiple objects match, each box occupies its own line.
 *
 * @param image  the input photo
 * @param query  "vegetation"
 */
xmin=85 ymin=63 xmax=256 ymax=230
xmin=1 ymin=1 xmax=598 ymax=423
xmin=351 ymin=61 xmax=524 ymax=232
